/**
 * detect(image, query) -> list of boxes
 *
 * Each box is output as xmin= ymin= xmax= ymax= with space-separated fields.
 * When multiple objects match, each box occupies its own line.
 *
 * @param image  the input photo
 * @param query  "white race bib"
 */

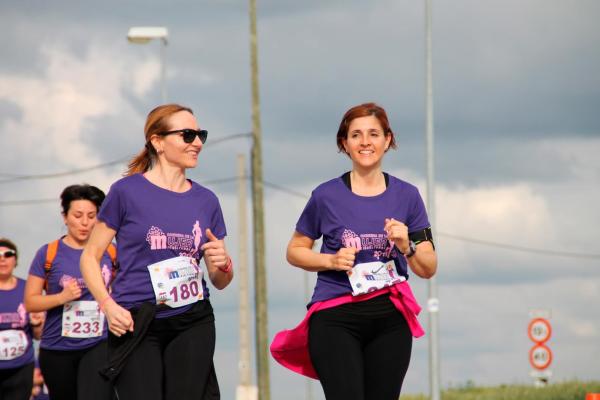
xmin=0 ymin=329 xmax=29 ymax=360
xmin=147 ymin=256 xmax=204 ymax=308
xmin=347 ymin=260 xmax=406 ymax=296
xmin=62 ymin=300 xmax=105 ymax=338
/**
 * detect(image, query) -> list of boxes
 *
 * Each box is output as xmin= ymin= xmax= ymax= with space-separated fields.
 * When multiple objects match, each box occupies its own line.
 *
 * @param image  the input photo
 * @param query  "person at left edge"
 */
xmin=80 ymin=104 xmax=233 ymax=400
xmin=24 ymin=185 xmax=114 ymax=400
xmin=0 ymin=237 xmax=44 ymax=400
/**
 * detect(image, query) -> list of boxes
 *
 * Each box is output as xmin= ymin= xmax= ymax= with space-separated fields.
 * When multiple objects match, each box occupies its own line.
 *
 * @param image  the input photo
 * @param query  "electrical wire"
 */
xmin=0 ymin=133 xmax=252 ymax=184
xmin=1 ymin=175 xmax=598 ymax=260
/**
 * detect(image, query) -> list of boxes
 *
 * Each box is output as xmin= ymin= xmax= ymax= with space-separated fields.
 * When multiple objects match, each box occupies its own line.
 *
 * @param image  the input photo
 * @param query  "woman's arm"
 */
xmin=384 ymin=218 xmax=437 ymax=279
xmin=286 ymin=231 xmax=355 ymax=272
xmin=28 ymin=312 xmax=45 ymax=340
xmin=81 ymin=221 xmax=133 ymax=337
xmin=406 ymin=241 xmax=437 ymax=279
xmin=24 ymin=274 xmax=81 ymax=313
xmin=202 ymin=229 xmax=233 ymax=290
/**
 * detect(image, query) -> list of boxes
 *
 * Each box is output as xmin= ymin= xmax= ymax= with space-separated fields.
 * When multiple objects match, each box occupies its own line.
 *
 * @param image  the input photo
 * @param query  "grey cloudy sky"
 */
xmin=1 ymin=1 xmax=599 ymax=398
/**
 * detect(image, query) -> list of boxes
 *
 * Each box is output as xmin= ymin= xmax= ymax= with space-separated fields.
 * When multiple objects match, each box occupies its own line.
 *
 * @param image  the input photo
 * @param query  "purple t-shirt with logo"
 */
xmin=296 ymin=174 xmax=430 ymax=305
xmin=0 ymin=278 xmax=34 ymax=369
xmin=29 ymin=241 xmax=114 ymax=351
xmin=97 ymin=174 xmax=227 ymax=318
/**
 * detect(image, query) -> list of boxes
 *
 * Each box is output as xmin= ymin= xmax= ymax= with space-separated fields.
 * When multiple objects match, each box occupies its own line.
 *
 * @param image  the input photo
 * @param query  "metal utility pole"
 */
xmin=248 ymin=0 xmax=270 ymax=399
xmin=424 ymin=1 xmax=441 ymax=400
xmin=236 ymin=154 xmax=258 ymax=400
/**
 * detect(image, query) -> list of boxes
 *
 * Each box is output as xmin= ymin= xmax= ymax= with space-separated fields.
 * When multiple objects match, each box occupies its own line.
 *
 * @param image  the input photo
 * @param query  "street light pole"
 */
xmin=127 ymin=26 xmax=168 ymax=103
xmin=424 ymin=1 xmax=441 ymax=400
xmin=248 ymin=1 xmax=270 ymax=399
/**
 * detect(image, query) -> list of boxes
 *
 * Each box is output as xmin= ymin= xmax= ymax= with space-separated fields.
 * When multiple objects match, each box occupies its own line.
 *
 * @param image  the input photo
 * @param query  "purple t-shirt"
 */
xmin=98 ymin=173 xmax=227 ymax=318
xmin=0 ymin=278 xmax=34 ymax=369
xmin=29 ymin=240 xmax=114 ymax=351
xmin=296 ymin=174 xmax=430 ymax=305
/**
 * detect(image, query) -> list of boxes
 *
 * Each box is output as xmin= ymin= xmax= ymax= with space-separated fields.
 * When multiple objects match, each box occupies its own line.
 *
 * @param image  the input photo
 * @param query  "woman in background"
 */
xmin=0 ymin=238 xmax=43 ymax=400
xmin=25 ymin=185 xmax=114 ymax=400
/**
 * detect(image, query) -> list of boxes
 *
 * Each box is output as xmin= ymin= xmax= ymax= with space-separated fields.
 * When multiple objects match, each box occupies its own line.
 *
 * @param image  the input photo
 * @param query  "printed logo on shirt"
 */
xmin=146 ymin=221 xmax=203 ymax=257
xmin=0 ymin=303 xmax=27 ymax=328
xmin=341 ymin=229 xmax=398 ymax=259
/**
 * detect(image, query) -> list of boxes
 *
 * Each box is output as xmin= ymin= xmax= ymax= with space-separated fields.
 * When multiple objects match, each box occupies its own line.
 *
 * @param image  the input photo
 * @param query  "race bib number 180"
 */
xmin=147 ymin=256 xmax=204 ymax=308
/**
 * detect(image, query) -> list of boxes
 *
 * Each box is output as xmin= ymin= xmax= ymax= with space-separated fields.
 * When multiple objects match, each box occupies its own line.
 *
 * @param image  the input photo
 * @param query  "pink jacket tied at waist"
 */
xmin=270 ymin=281 xmax=425 ymax=380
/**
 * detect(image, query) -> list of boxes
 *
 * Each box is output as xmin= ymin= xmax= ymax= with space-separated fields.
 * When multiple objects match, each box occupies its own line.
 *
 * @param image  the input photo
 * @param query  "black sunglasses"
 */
xmin=0 ymin=250 xmax=16 ymax=258
xmin=160 ymin=129 xmax=208 ymax=144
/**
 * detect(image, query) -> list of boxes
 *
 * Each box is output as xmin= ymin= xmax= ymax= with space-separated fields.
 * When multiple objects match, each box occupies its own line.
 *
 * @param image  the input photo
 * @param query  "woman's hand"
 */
xmin=60 ymin=279 xmax=82 ymax=304
xmin=384 ymin=218 xmax=410 ymax=254
xmin=201 ymin=229 xmax=229 ymax=269
xmin=102 ymin=298 xmax=134 ymax=337
xmin=29 ymin=311 xmax=45 ymax=327
xmin=328 ymin=247 xmax=358 ymax=271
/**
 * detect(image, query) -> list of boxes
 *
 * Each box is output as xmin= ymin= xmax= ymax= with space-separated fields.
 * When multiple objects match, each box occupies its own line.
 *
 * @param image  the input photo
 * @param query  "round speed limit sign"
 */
xmin=529 ymin=343 xmax=553 ymax=370
xmin=528 ymin=318 xmax=552 ymax=343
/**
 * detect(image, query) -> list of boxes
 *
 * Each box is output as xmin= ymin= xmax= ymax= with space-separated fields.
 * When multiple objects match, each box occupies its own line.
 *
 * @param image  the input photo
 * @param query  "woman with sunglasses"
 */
xmin=0 ymin=238 xmax=44 ymax=400
xmin=271 ymin=103 xmax=438 ymax=399
xmin=81 ymin=103 xmax=233 ymax=400
xmin=24 ymin=185 xmax=114 ymax=400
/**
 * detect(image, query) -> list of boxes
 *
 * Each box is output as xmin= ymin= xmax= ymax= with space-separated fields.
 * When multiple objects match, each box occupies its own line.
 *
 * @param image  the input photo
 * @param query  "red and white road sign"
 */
xmin=528 ymin=318 xmax=552 ymax=343
xmin=529 ymin=343 xmax=553 ymax=370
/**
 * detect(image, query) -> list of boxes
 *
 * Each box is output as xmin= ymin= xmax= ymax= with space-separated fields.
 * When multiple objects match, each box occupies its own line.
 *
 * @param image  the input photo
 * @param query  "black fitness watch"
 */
xmin=405 ymin=240 xmax=417 ymax=258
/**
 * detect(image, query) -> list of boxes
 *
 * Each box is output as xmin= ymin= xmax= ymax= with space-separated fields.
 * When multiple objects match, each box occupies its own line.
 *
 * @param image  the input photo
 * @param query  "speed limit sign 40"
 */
xmin=528 ymin=318 xmax=552 ymax=343
xmin=530 ymin=343 xmax=553 ymax=370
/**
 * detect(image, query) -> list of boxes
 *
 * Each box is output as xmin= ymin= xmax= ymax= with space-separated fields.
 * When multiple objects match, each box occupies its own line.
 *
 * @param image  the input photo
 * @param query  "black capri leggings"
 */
xmin=0 ymin=362 xmax=34 ymax=400
xmin=39 ymin=340 xmax=112 ymax=400
xmin=308 ymin=294 xmax=413 ymax=400
xmin=110 ymin=300 xmax=218 ymax=400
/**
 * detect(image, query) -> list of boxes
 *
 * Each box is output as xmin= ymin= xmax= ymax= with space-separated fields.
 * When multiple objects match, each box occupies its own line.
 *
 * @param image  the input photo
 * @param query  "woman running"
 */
xmin=0 ymin=238 xmax=43 ymax=400
xmin=24 ymin=185 xmax=114 ymax=400
xmin=81 ymin=103 xmax=233 ymax=400
xmin=271 ymin=102 xmax=438 ymax=400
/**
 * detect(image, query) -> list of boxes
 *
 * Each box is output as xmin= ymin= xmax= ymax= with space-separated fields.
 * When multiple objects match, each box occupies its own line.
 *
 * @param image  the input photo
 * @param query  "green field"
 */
xmin=400 ymin=381 xmax=600 ymax=400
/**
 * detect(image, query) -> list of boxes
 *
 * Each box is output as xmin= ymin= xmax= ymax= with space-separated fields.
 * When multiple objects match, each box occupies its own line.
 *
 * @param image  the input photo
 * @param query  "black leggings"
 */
xmin=308 ymin=295 xmax=413 ymax=400
xmin=0 ymin=362 xmax=34 ymax=400
xmin=110 ymin=301 xmax=218 ymax=400
xmin=39 ymin=340 xmax=111 ymax=400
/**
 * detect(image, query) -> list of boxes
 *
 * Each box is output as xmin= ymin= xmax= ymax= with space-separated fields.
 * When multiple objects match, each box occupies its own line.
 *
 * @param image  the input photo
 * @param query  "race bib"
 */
xmin=147 ymin=256 xmax=204 ymax=308
xmin=62 ymin=301 xmax=105 ymax=338
xmin=347 ymin=260 xmax=406 ymax=296
xmin=0 ymin=329 xmax=29 ymax=360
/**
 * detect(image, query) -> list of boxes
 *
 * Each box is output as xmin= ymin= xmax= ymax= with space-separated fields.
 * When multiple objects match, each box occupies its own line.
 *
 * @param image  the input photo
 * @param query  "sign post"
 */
xmin=528 ymin=311 xmax=553 ymax=387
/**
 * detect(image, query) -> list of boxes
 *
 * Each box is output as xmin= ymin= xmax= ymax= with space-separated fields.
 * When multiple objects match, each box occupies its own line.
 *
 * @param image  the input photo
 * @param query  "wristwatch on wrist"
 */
xmin=405 ymin=240 xmax=417 ymax=258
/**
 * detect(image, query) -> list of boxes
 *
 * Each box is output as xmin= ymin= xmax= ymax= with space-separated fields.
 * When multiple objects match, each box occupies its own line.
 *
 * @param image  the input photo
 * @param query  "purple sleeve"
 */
xmin=407 ymin=188 xmax=431 ymax=232
xmin=211 ymin=198 xmax=227 ymax=240
xmin=295 ymin=193 xmax=321 ymax=240
xmin=98 ymin=182 xmax=124 ymax=231
xmin=28 ymin=245 xmax=48 ymax=279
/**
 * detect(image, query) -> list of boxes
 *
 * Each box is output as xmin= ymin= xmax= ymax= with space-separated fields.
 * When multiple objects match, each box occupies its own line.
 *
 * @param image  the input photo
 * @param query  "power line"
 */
xmin=259 ymin=181 xmax=600 ymax=260
xmin=0 ymin=158 xmax=129 ymax=184
xmin=0 ymin=133 xmax=252 ymax=184
xmin=2 ymin=176 xmax=598 ymax=260
xmin=438 ymin=231 xmax=600 ymax=259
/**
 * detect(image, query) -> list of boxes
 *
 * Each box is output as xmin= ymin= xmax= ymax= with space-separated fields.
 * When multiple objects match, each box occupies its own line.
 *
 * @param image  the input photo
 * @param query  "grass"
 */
xmin=400 ymin=380 xmax=600 ymax=400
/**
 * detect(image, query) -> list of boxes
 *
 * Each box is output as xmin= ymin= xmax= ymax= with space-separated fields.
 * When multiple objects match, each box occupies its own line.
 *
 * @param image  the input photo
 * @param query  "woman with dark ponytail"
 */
xmin=24 ymin=184 xmax=114 ymax=400
xmin=81 ymin=104 xmax=233 ymax=400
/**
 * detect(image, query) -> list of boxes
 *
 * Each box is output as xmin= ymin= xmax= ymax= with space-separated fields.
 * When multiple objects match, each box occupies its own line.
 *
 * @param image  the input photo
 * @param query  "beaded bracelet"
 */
xmin=218 ymin=257 xmax=233 ymax=273
xmin=98 ymin=295 xmax=113 ymax=312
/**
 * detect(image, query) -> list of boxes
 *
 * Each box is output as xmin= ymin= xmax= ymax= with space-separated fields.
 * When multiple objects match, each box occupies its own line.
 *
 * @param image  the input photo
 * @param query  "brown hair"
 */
xmin=125 ymin=104 xmax=194 ymax=176
xmin=336 ymin=102 xmax=397 ymax=154
xmin=0 ymin=237 xmax=18 ymax=260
